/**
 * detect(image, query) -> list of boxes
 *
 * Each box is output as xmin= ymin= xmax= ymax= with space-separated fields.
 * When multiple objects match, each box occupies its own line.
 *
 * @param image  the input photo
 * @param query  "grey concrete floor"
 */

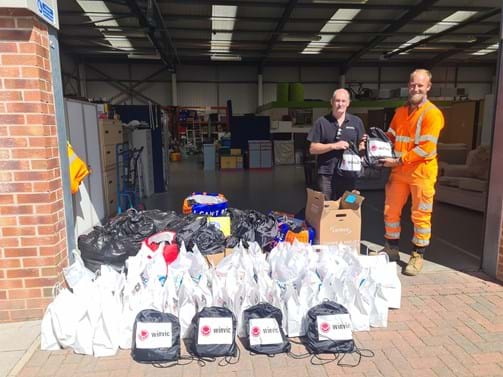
xmin=145 ymin=158 xmax=484 ymax=273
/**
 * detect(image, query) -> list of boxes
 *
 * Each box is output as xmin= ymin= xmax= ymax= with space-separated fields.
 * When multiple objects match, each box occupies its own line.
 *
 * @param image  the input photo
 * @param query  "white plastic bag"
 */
xmin=345 ymin=276 xmax=371 ymax=331
xmin=50 ymin=288 xmax=88 ymax=349
xmin=369 ymin=283 xmax=388 ymax=328
xmin=284 ymin=283 xmax=306 ymax=337
xmin=63 ymin=250 xmax=95 ymax=290
xmin=178 ymin=273 xmax=197 ymax=338
xmin=40 ymin=300 xmax=61 ymax=351
xmin=93 ymin=290 xmax=122 ymax=357
xmin=373 ymin=262 xmax=401 ymax=309
xmin=193 ymin=270 xmax=213 ymax=311
xmin=234 ymin=275 xmax=260 ymax=337
xmin=167 ymin=242 xmax=192 ymax=291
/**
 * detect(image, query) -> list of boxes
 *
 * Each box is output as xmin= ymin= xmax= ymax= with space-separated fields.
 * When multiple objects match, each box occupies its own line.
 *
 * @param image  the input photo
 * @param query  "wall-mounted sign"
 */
xmin=36 ymin=0 xmax=55 ymax=26
xmin=1 ymin=0 xmax=59 ymax=29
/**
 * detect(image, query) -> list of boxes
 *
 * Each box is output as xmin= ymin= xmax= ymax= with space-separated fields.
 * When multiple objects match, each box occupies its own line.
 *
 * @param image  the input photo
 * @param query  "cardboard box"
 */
xmin=205 ymin=248 xmax=234 ymax=267
xmin=305 ymin=188 xmax=362 ymax=245
xmin=340 ymin=191 xmax=365 ymax=211
xmin=220 ymin=156 xmax=237 ymax=169
xmin=207 ymin=216 xmax=231 ymax=237
xmin=230 ymin=148 xmax=242 ymax=156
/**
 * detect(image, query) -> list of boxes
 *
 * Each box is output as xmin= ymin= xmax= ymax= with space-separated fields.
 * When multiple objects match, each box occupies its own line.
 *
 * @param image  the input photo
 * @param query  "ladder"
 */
xmin=186 ymin=118 xmax=203 ymax=149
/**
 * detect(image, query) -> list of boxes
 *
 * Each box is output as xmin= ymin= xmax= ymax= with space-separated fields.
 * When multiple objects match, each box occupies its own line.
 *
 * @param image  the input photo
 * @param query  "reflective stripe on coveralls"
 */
xmin=384 ymin=101 xmax=444 ymax=247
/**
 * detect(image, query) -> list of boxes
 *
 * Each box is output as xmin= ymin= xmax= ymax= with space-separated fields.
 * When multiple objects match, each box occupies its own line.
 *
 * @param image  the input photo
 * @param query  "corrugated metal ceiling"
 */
xmin=57 ymin=0 xmax=501 ymax=70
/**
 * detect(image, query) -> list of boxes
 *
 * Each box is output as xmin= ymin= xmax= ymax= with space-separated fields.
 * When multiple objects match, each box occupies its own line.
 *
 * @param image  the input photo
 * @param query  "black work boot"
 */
xmin=374 ymin=239 xmax=400 ymax=262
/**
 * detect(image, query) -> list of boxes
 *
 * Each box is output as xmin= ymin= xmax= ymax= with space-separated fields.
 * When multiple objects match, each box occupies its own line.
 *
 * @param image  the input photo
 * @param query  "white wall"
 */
xmin=60 ymin=57 xmax=496 ymax=112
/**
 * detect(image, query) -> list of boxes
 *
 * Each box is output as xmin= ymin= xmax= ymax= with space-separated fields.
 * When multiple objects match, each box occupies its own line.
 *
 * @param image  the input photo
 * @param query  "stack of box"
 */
xmin=249 ymin=140 xmax=273 ymax=169
xmin=220 ymin=148 xmax=243 ymax=170
xmin=98 ymin=119 xmax=125 ymax=217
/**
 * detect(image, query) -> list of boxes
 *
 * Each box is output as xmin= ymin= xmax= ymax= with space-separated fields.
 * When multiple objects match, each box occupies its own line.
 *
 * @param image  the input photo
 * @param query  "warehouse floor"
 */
xmin=145 ymin=158 xmax=484 ymax=273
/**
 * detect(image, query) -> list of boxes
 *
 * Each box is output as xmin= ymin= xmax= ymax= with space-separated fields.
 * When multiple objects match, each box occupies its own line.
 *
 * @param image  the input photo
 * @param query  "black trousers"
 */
xmin=318 ymin=174 xmax=356 ymax=201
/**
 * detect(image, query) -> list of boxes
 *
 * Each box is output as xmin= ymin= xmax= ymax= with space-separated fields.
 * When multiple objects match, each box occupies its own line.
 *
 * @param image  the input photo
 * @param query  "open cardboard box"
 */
xmin=305 ymin=188 xmax=362 ymax=245
xmin=204 ymin=248 xmax=234 ymax=267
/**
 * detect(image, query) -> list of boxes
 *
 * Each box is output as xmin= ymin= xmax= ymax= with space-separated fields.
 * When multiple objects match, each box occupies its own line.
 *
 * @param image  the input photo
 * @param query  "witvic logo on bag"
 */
xmin=197 ymin=317 xmax=233 ymax=345
xmin=249 ymin=318 xmax=283 ymax=346
xmin=369 ymin=140 xmax=392 ymax=157
xmin=316 ymin=314 xmax=352 ymax=341
xmin=341 ymin=154 xmax=361 ymax=172
xmin=136 ymin=322 xmax=173 ymax=349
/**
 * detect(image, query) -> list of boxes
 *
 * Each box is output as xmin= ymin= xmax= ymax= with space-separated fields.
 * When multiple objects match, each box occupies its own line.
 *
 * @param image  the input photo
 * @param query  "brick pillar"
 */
xmin=498 ymin=228 xmax=503 ymax=281
xmin=0 ymin=9 xmax=68 ymax=322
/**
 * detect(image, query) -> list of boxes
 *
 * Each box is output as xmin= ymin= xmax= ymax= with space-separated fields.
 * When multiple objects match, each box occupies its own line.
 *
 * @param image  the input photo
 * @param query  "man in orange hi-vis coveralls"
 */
xmin=378 ymin=69 xmax=444 ymax=276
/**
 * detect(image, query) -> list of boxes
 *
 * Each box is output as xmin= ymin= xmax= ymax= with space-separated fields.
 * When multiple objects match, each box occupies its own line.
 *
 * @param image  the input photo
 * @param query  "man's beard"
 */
xmin=409 ymin=93 xmax=424 ymax=105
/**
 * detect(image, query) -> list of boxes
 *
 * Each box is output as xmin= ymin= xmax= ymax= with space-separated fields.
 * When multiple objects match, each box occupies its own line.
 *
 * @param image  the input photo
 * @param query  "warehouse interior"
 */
xmin=56 ymin=0 xmax=500 ymax=273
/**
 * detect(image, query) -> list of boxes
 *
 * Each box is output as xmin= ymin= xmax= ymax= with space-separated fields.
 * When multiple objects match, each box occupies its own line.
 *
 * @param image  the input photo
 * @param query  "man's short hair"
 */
xmin=410 ymin=69 xmax=432 ymax=82
xmin=331 ymin=88 xmax=351 ymax=100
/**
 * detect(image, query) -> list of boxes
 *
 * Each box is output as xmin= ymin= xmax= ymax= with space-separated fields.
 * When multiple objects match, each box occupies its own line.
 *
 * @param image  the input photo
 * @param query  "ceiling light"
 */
xmin=471 ymin=43 xmax=499 ymax=56
xmin=211 ymin=5 xmax=237 ymax=54
xmin=437 ymin=35 xmax=477 ymax=43
xmin=281 ymin=34 xmax=322 ymax=42
xmin=210 ymin=54 xmax=242 ymax=61
xmin=127 ymin=54 xmax=161 ymax=60
xmin=301 ymin=8 xmax=361 ymax=54
xmin=77 ymin=0 xmax=133 ymax=51
xmin=310 ymin=0 xmax=368 ymax=3
xmin=390 ymin=11 xmax=478 ymax=54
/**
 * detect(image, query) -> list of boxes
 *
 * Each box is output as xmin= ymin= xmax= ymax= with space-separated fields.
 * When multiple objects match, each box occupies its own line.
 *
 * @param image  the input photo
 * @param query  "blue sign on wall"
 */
xmin=37 ymin=0 xmax=55 ymax=25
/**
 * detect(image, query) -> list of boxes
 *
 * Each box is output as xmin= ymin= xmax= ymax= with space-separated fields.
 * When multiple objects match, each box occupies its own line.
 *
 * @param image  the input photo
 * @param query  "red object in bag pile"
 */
xmin=143 ymin=230 xmax=179 ymax=265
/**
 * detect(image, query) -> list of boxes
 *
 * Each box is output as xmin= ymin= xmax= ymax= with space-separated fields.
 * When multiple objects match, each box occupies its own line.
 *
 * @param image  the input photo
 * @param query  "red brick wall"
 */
xmin=0 ymin=9 xmax=68 ymax=322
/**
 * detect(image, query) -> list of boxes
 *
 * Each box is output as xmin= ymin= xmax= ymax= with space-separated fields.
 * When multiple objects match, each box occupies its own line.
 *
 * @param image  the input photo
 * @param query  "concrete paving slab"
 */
xmin=0 ymin=321 xmax=40 ymax=377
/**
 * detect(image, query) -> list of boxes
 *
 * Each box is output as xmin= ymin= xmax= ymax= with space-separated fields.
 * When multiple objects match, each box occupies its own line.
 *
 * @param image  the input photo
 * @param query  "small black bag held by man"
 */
xmin=131 ymin=309 xmax=181 ymax=364
xmin=336 ymin=142 xmax=362 ymax=178
xmin=243 ymin=303 xmax=291 ymax=355
xmin=364 ymin=127 xmax=395 ymax=168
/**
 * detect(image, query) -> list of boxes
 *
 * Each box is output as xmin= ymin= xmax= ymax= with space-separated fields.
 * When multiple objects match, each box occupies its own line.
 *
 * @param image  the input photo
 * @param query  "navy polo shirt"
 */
xmin=307 ymin=113 xmax=365 ymax=175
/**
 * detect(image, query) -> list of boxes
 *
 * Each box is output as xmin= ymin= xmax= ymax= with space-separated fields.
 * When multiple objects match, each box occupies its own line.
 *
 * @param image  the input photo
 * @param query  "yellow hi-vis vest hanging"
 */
xmin=67 ymin=142 xmax=90 ymax=194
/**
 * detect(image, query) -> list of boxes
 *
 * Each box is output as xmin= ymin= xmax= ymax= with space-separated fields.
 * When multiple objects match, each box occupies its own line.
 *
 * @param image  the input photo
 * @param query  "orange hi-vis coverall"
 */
xmin=384 ymin=100 xmax=444 ymax=248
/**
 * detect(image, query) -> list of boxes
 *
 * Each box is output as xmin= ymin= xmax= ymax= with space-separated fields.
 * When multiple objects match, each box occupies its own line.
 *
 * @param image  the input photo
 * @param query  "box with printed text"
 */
xmin=305 ymin=188 xmax=362 ymax=245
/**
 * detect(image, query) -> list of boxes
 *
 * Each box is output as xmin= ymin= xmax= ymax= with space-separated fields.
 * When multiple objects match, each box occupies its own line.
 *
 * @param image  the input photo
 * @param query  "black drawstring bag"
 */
xmin=187 ymin=306 xmax=238 ymax=360
xmin=305 ymin=301 xmax=374 ymax=366
xmin=306 ymin=301 xmax=354 ymax=355
xmin=243 ymin=303 xmax=291 ymax=355
xmin=364 ymin=127 xmax=395 ymax=168
xmin=336 ymin=142 xmax=362 ymax=178
xmin=131 ymin=309 xmax=181 ymax=364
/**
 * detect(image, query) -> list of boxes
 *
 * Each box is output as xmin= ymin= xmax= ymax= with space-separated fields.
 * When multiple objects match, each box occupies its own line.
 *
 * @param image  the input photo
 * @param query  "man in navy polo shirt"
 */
xmin=307 ymin=88 xmax=367 ymax=200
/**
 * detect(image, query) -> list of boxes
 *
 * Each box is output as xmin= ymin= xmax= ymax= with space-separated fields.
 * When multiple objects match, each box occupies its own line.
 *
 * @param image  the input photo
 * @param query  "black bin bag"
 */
xmin=131 ymin=309 xmax=181 ymax=363
xmin=187 ymin=306 xmax=237 ymax=358
xmin=243 ymin=303 xmax=291 ymax=355
xmin=306 ymin=301 xmax=355 ymax=355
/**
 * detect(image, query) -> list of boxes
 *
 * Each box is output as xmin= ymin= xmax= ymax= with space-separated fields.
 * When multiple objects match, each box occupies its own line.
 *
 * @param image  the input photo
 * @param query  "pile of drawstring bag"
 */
xmin=42 ymin=233 xmax=400 ymax=367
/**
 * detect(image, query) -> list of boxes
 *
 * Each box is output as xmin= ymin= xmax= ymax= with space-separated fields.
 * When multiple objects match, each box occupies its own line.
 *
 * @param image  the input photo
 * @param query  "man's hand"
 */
xmin=379 ymin=157 xmax=401 ymax=167
xmin=359 ymin=134 xmax=368 ymax=151
xmin=332 ymin=141 xmax=349 ymax=150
